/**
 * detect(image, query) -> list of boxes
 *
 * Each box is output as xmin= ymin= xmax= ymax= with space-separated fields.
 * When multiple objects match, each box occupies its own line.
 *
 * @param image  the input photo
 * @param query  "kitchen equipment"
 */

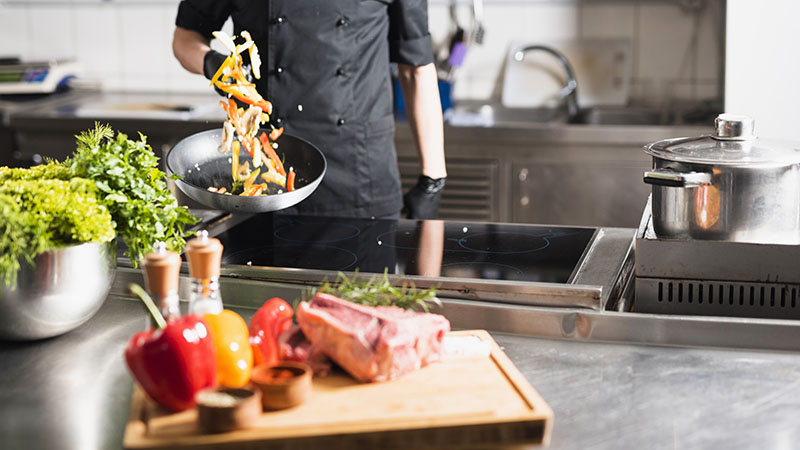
xmin=644 ymin=114 xmax=800 ymax=244
xmin=0 ymin=241 xmax=115 ymax=340
xmin=250 ymin=361 xmax=312 ymax=410
xmin=195 ymin=386 xmax=262 ymax=433
xmin=207 ymin=213 xmax=634 ymax=310
xmin=166 ymin=130 xmax=326 ymax=213
xmin=635 ymin=197 xmax=800 ymax=320
xmin=0 ymin=60 xmax=80 ymax=95
xmin=502 ymin=39 xmax=632 ymax=109
xmin=122 ymin=330 xmax=553 ymax=449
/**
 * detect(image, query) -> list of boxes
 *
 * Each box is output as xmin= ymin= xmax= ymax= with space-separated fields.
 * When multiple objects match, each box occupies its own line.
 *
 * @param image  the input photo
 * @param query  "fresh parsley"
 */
xmin=67 ymin=123 xmax=199 ymax=264
xmin=0 ymin=123 xmax=199 ymax=287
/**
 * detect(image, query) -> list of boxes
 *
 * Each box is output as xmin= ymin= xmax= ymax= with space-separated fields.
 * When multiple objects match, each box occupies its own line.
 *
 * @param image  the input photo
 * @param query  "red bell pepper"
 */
xmin=249 ymin=297 xmax=294 ymax=366
xmin=286 ymin=169 xmax=296 ymax=192
xmin=258 ymin=132 xmax=286 ymax=176
xmin=124 ymin=284 xmax=218 ymax=412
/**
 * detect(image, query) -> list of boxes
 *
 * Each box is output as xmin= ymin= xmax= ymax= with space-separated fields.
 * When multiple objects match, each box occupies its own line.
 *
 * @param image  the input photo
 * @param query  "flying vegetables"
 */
xmin=207 ymin=30 xmax=296 ymax=196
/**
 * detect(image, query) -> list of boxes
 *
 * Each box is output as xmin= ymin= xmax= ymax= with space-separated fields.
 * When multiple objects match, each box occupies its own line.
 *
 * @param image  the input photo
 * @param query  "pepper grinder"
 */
xmin=142 ymin=241 xmax=182 ymax=319
xmin=185 ymin=230 xmax=224 ymax=316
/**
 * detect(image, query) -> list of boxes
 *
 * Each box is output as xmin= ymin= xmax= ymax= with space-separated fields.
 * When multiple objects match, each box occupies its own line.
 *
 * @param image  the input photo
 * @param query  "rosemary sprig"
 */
xmin=306 ymin=270 xmax=441 ymax=312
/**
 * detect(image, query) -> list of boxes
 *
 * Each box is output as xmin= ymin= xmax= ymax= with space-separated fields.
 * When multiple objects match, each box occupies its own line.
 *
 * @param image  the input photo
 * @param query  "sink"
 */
xmin=448 ymin=102 xmax=669 ymax=127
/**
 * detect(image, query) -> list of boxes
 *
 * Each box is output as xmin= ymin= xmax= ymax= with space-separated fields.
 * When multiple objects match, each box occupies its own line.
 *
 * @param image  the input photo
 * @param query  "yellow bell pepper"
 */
xmin=202 ymin=309 xmax=253 ymax=388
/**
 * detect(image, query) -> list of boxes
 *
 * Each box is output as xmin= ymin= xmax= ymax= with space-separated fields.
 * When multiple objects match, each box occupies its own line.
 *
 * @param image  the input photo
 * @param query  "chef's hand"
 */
xmin=403 ymin=175 xmax=446 ymax=220
xmin=203 ymin=50 xmax=228 ymax=97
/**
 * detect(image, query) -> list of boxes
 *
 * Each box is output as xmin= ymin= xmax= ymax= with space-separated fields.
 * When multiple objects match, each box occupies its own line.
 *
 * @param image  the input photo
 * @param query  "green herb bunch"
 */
xmin=0 ymin=177 xmax=115 ymax=288
xmin=67 ymin=123 xmax=198 ymax=263
xmin=310 ymin=270 xmax=441 ymax=312
xmin=0 ymin=123 xmax=198 ymax=287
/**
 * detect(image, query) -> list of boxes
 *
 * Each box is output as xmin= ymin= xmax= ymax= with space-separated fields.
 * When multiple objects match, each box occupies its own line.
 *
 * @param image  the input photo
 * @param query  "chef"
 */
xmin=172 ymin=0 xmax=447 ymax=219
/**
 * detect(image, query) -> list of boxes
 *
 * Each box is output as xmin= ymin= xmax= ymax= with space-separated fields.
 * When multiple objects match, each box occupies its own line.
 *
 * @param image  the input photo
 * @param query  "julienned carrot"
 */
xmin=268 ymin=126 xmax=283 ymax=141
xmin=240 ymin=136 xmax=255 ymax=158
xmin=258 ymin=133 xmax=286 ymax=176
xmin=286 ymin=169 xmax=296 ymax=192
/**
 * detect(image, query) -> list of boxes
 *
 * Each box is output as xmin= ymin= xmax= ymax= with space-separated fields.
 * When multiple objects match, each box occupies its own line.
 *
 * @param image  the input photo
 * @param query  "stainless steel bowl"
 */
xmin=0 ymin=241 xmax=116 ymax=341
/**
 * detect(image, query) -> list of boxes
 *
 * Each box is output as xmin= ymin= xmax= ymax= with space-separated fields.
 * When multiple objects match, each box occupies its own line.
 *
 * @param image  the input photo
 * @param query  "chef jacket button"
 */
xmin=336 ymin=17 xmax=349 ymax=27
xmin=337 ymin=118 xmax=345 ymax=126
xmin=273 ymin=15 xmax=287 ymax=25
xmin=275 ymin=117 xmax=284 ymax=125
xmin=276 ymin=66 xmax=285 ymax=75
xmin=336 ymin=67 xmax=345 ymax=76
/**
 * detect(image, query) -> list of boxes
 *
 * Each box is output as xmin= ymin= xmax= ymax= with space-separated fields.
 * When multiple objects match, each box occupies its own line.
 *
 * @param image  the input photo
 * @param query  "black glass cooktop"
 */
xmin=215 ymin=214 xmax=597 ymax=284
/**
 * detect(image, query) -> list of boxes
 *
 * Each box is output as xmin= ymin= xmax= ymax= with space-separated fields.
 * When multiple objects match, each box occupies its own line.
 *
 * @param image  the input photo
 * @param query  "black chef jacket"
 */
xmin=176 ymin=0 xmax=435 ymax=218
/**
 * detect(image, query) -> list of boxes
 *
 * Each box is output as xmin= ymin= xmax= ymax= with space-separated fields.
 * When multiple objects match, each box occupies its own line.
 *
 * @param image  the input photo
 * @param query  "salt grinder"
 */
xmin=185 ymin=230 xmax=224 ymax=315
xmin=142 ymin=241 xmax=182 ymax=319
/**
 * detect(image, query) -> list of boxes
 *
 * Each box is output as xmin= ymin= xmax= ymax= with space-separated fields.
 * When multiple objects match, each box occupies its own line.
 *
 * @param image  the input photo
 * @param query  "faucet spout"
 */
xmin=513 ymin=45 xmax=579 ymax=123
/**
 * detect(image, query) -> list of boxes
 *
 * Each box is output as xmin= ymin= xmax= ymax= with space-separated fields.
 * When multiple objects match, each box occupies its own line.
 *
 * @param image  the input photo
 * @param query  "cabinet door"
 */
xmin=512 ymin=158 xmax=650 ymax=227
xmin=398 ymin=156 xmax=500 ymax=221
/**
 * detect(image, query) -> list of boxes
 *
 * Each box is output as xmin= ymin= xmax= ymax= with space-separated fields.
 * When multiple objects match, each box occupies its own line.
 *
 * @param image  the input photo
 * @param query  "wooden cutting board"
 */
xmin=123 ymin=330 xmax=553 ymax=449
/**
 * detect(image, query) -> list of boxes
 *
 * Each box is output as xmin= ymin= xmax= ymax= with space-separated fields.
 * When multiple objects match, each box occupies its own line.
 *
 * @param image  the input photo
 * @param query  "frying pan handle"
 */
xmin=643 ymin=169 xmax=712 ymax=188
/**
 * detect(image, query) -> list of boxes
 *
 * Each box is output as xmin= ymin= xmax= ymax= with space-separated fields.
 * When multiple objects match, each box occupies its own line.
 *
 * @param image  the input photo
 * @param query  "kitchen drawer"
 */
xmin=398 ymin=156 xmax=500 ymax=222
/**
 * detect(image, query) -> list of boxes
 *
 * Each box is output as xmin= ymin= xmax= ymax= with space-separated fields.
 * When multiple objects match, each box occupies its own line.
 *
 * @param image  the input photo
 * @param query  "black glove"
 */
xmin=204 ymin=50 xmax=229 ymax=99
xmin=403 ymin=175 xmax=446 ymax=219
xmin=203 ymin=49 xmax=228 ymax=81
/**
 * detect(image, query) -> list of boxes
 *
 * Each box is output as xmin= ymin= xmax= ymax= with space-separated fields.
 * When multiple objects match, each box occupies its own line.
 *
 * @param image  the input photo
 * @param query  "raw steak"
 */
xmin=278 ymin=325 xmax=332 ymax=377
xmin=296 ymin=293 xmax=450 ymax=382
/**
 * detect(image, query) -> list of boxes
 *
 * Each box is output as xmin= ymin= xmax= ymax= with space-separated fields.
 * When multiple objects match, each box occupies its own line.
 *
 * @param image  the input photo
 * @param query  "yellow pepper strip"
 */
xmin=261 ymin=165 xmax=287 ymax=187
xmin=202 ymin=310 xmax=253 ymax=388
xmin=243 ymin=167 xmax=261 ymax=193
xmin=231 ymin=140 xmax=240 ymax=181
xmin=208 ymin=55 xmax=233 ymax=87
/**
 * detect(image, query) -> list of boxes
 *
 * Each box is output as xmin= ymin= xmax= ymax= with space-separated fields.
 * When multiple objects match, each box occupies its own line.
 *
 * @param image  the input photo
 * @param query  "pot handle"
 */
xmin=643 ymin=169 xmax=712 ymax=188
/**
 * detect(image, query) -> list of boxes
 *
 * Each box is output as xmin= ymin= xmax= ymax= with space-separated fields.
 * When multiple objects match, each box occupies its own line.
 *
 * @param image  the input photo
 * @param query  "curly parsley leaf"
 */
xmin=68 ymin=123 xmax=199 ymax=264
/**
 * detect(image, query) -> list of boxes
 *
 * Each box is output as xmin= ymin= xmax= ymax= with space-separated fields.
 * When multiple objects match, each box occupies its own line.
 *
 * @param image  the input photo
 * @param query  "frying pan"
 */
xmin=166 ymin=129 xmax=326 ymax=213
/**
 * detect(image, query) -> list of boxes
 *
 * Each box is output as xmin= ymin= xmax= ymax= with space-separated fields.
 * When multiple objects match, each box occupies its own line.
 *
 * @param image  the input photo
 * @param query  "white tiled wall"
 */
xmin=0 ymin=0 xmax=722 ymax=106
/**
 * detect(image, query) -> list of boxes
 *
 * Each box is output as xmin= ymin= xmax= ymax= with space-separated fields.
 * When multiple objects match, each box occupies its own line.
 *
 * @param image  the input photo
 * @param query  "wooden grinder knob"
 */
xmin=186 ymin=230 xmax=223 ymax=279
xmin=143 ymin=242 xmax=182 ymax=297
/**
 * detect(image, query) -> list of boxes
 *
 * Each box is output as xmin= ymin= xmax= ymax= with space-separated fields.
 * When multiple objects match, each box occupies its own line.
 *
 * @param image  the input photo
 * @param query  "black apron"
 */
xmin=176 ymin=0 xmax=434 ymax=218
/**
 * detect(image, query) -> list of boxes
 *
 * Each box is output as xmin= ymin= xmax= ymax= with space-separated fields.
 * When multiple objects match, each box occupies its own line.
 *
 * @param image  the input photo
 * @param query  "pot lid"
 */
xmin=644 ymin=114 xmax=800 ymax=166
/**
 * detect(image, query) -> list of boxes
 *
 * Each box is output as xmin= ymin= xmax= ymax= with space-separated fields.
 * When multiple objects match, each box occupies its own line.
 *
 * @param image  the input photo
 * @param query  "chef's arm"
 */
xmin=172 ymin=27 xmax=211 ymax=76
xmin=396 ymin=63 xmax=447 ymax=180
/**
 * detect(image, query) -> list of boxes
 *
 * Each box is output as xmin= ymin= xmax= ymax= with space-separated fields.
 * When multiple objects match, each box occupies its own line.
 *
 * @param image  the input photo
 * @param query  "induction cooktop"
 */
xmin=214 ymin=214 xmax=597 ymax=285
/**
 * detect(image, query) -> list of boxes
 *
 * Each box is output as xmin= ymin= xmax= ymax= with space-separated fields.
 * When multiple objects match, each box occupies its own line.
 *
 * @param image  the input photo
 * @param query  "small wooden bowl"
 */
xmin=195 ymin=386 xmax=262 ymax=433
xmin=251 ymin=361 xmax=312 ymax=410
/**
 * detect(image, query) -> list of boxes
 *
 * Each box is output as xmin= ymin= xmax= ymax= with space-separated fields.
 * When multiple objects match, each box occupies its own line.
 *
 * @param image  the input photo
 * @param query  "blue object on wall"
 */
xmin=393 ymin=78 xmax=452 ymax=120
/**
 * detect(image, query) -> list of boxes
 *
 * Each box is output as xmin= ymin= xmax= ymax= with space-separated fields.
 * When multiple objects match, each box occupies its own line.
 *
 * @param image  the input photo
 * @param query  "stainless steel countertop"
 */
xmin=2 ymin=292 xmax=800 ymax=450
xmin=2 ymin=89 xmax=709 ymax=142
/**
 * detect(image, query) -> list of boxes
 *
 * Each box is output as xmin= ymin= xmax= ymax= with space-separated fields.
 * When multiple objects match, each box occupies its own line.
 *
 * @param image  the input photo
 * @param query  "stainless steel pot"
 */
xmin=643 ymin=114 xmax=800 ymax=244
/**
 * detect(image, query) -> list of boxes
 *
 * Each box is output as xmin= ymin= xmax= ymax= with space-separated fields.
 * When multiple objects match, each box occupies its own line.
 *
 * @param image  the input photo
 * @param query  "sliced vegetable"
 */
xmin=231 ymin=141 xmax=240 ymax=180
xmin=242 ymin=184 xmax=264 ymax=196
xmin=243 ymin=167 xmax=261 ymax=193
xmin=258 ymin=132 xmax=286 ymax=176
xmin=287 ymin=169 xmax=296 ymax=192
xmin=268 ymin=126 xmax=284 ymax=141
xmin=261 ymin=169 xmax=286 ymax=187
xmin=208 ymin=55 xmax=233 ymax=87
xmin=212 ymin=31 xmax=237 ymax=54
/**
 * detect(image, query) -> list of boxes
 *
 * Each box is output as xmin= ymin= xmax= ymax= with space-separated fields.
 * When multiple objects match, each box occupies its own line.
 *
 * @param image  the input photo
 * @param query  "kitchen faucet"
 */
xmin=513 ymin=45 xmax=579 ymax=123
